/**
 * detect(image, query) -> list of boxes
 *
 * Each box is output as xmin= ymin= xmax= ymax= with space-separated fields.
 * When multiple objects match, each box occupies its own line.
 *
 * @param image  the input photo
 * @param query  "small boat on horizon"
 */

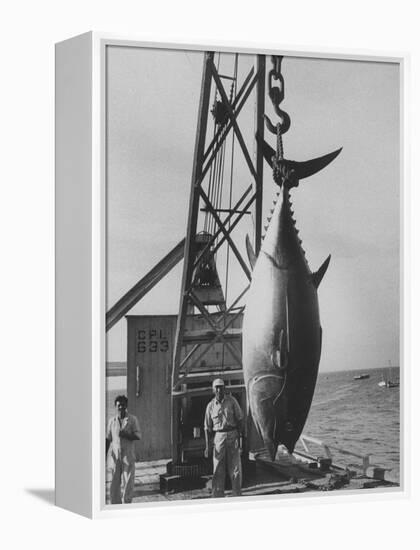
xmin=378 ymin=362 xmax=399 ymax=388
xmin=378 ymin=379 xmax=399 ymax=388
xmin=353 ymin=374 xmax=370 ymax=380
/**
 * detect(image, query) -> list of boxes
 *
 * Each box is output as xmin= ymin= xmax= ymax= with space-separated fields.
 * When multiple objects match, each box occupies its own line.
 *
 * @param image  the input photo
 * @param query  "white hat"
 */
xmin=212 ymin=378 xmax=225 ymax=390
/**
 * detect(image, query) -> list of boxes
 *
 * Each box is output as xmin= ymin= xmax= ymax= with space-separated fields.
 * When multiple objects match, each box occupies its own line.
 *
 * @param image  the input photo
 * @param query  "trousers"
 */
xmin=109 ymin=457 xmax=135 ymax=504
xmin=212 ymin=430 xmax=242 ymax=497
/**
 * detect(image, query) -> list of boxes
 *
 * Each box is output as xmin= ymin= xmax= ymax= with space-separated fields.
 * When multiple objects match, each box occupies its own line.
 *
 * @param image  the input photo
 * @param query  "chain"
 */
xmin=264 ymin=56 xmax=291 ymax=157
xmin=264 ymin=56 xmax=298 ymax=187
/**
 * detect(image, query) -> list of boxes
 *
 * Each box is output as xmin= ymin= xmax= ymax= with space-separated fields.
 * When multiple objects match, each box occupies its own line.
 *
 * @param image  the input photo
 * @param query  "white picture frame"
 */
xmin=55 ymin=32 xmax=408 ymax=518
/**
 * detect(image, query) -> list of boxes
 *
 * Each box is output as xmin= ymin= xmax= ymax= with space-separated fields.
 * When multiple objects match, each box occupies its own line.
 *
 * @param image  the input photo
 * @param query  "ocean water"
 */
xmin=303 ymin=367 xmax=400 ymax=480
xmin=106 ymin=366 xmax=400 ymax=480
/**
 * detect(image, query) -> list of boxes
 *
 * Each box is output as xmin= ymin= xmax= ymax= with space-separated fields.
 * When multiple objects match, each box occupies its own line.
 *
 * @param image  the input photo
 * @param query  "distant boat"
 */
xmin=354 ymin=374 xmax=370 ymax=380
xmin=378 ymin=362 xmax=399 ymax=388
xmin=378 ymin=379 xmax=399 ymax=388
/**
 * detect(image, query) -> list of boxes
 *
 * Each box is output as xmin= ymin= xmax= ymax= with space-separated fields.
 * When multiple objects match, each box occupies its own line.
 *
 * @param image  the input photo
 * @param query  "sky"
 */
xmin=106 ymin=46 xmax=400 ymax=372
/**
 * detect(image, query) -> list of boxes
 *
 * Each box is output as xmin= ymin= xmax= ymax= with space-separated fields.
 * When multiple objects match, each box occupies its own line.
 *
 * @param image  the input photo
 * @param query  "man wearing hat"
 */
xmin=204 ymin=378 xmax=244 ymax=497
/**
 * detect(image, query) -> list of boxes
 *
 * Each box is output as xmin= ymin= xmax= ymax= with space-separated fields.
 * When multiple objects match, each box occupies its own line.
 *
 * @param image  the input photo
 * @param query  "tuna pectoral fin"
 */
xmin=271 ymin=329 xmax=289 ymax=371
xmin=245 ymin=234 xmax=257 ymax=270
xmin=312 ymin=255 xmax=331 ymax=288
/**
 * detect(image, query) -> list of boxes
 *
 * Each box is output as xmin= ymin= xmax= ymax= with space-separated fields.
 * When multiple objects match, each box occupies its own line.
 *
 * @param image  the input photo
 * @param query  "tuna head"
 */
xmin=248 ymin=373 xmax=286 ymax=461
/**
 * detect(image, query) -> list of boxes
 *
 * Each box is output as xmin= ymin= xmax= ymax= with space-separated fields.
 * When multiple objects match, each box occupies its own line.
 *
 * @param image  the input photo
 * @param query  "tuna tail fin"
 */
xmin=256 ymin=132 xmax=342 ymax=180
xmin=245 ymin=234 xmax=257 ymax=271
xmin=312 ymin=255 xmax=331 ymax=288
xmin=289 ymin=149 xmax=342 ymax=180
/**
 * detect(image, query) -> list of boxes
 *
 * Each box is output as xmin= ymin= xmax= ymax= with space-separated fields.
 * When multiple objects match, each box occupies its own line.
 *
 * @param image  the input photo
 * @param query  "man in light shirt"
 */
xmin=204 ymin=378 xmax=244 ymax=497
xmin=106 ymin=395 xmax=141 ymax=504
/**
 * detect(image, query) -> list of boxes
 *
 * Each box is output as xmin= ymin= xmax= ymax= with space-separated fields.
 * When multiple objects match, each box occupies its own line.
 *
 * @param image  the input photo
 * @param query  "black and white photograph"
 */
xmin=105 ymin=45 xmax=400 ymax=505
xmin=6 ymin=0 xmax=420 ymax=546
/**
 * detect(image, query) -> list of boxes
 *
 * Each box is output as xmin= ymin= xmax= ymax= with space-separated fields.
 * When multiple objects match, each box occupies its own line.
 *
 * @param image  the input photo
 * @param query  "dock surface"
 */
xmin=106 ymin=451 xmax=399 ymax=504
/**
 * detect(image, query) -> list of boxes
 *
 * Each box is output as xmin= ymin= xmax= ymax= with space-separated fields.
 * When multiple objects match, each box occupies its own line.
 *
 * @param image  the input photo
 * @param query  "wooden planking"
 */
xmin=105 ymin=455 xmax=398 ymax=505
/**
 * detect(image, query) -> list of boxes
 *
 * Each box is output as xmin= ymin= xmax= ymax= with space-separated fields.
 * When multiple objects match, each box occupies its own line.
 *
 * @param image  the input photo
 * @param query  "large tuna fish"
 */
xmin=242 ymin=141 xmax=341 ymax=460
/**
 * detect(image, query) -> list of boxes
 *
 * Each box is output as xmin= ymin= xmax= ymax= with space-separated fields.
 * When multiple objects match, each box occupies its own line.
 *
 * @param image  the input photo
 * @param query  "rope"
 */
xmin=212 ymin=137 xmax=224 ymax=237
xmin=205 ymin=118 xmax=217 ymax=234
xmin=221 ymin=54 xmax=239 ymax=368
xmin=204 ymin=53 xmax=222 ymax=234
xmin=224 ymin=54 xmax=238 ymax=302
xmin=216 ymin=138 xmax=226 ymax=236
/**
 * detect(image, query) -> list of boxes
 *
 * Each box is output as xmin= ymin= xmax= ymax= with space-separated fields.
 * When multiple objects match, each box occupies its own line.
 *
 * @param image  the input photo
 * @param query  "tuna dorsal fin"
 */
xmin=245 ymin=234 xmax=257 ymax=270
xmin=312 ymin=255 xmax=331 ymax=288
